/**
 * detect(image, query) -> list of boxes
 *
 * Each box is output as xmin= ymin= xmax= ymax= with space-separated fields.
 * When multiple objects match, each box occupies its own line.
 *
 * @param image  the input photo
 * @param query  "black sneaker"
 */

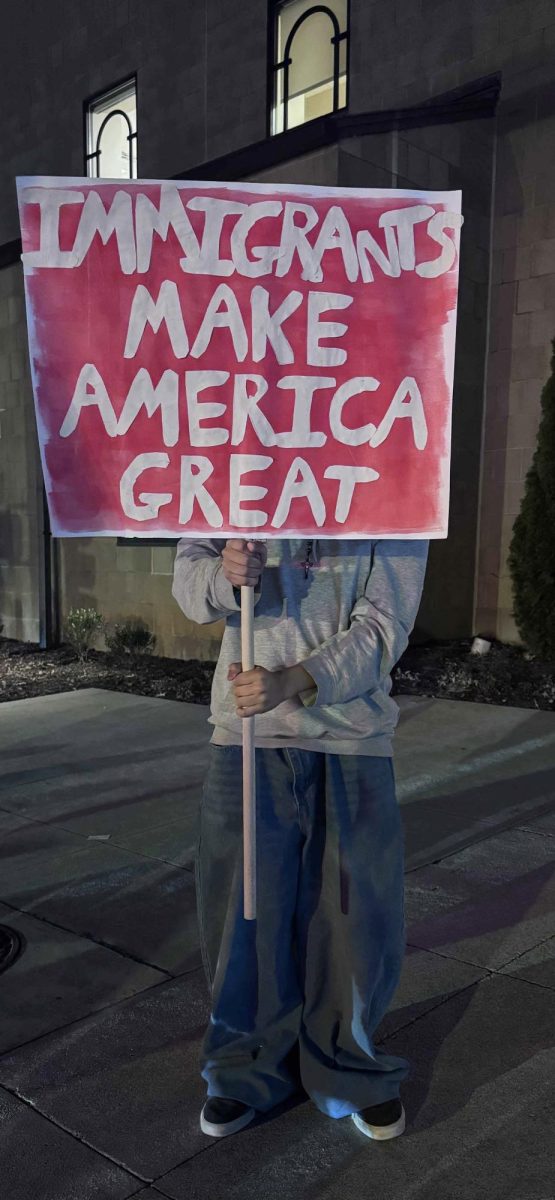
xmin=351 ymin=1098 xmax=405 ymax=1141
xmin=200 ymin=1096 xmax=257 ymax=1138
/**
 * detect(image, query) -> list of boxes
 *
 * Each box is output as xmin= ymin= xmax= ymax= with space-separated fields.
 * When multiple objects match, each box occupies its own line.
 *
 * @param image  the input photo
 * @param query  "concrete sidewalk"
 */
xmin=0 ymin=688 xmax=554 ymax=1200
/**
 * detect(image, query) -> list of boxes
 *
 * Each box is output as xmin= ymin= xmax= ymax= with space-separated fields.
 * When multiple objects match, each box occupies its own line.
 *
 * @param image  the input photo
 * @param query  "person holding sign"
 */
xmin=172 ymin=533 xmax=429 ymax=1141
xmin=16 ymin=174 xmax=457 ymax=1139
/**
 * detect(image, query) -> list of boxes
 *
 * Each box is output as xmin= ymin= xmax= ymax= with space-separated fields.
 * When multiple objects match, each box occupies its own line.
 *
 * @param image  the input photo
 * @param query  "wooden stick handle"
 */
xmin=241 ymin=583 xmax=256 ymax=920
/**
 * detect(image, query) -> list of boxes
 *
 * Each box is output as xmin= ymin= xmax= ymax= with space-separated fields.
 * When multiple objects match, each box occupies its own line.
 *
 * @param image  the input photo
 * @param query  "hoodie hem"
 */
xmin=209 ymin=728 xmax=394 ymax=757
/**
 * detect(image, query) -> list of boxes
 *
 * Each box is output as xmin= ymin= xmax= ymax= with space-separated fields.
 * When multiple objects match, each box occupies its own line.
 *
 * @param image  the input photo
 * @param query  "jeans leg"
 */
xmin=195 ymin=743 xmax=305 ymax=1112
xmin=296 ymin=753 xmax=409 ymax=1118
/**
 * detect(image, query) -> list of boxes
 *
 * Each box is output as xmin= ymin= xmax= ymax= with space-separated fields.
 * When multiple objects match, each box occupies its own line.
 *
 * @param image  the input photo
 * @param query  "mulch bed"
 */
xmin=393 ymin=637 xmax=555 ymax=710
xmin=2 ymin=636 xmax=555 ymax=711
xmin=0 ymin=639 xmax=215 ymax=705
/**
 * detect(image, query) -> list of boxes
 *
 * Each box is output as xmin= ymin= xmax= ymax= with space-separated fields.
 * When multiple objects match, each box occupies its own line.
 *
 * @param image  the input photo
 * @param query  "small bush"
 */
xmin=539 ymin=675 xmax=555 ymax=705
xmin=65 ymin=607 xmax=104 ymax=660
xmin=105 ymin=619 xmax=156 ymax=657
xmin=435 ymin=662 xmax=478 ymax=697
xmin=508 ymin=339 xmax=555 ymax=657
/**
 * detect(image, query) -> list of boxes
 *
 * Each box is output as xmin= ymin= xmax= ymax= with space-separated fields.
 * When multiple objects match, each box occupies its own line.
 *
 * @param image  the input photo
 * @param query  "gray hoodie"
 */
xmin=172 ymin=537 xmax=429 ymax=756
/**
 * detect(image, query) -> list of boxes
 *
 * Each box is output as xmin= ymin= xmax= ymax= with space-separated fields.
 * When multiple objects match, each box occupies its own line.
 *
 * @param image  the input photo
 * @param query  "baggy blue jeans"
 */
xmin=195 ymin=744 xmax=409 ymax=1118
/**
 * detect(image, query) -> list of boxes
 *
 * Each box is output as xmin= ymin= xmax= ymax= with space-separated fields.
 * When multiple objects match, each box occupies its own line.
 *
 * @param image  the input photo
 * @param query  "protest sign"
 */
xmin=17 ymin=177 xmax=462 ymax=539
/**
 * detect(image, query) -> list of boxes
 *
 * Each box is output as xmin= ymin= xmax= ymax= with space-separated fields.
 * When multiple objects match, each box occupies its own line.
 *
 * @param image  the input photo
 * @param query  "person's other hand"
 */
xmin=221 ymin=539 xmax=267 ymax=588
xmin=228 ymin=663 xmax=285 ymax=716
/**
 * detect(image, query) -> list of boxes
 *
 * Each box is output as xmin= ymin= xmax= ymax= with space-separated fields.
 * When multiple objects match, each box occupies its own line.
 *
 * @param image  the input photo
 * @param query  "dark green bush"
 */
xmin=508 ymin=339 xmax=555 ymax=657
xmin=106 ymin=619 xmax=156 ymax=657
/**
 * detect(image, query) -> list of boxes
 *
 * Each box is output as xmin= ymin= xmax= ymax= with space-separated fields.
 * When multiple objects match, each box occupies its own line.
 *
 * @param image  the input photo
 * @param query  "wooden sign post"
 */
xmin=241 ymin=583 xmax=257 ymax=920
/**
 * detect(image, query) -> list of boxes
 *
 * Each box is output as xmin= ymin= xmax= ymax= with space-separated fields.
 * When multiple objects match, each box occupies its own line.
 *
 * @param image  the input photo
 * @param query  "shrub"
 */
xmin=64 ymin=607 xmax=104 ymax=660
xmin=508 ymin=339 xmax=555 ymax=658
xmin=105 ymin=618 xmax=156 ymax=657
xmin=436 ymin=662 xmax=477 ymax=697
xmin=539 ymin=676 xmax=555 ymax=706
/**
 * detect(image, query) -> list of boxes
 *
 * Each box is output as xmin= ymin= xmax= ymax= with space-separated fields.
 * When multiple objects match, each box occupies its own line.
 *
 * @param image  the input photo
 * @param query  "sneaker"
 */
xmin=200 ymin=1096 xmax=257 ymax=1138
xmin=351 ymin=1098 xmax=405 ymax=1141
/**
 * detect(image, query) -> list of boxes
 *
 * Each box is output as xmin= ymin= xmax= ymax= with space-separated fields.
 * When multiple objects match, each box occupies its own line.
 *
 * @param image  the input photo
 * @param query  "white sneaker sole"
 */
xmin=351 ymin=1105 xmax=406 ymax=1141
xmin=200 ymin=1103 xmax=256 ymax=1138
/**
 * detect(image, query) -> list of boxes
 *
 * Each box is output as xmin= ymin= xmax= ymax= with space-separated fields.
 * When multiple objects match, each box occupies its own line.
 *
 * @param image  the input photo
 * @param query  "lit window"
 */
xmin=86 ymin=79 xmax=137 ymax=179
xmin=272 ymin=0 xmax=348 ymax=135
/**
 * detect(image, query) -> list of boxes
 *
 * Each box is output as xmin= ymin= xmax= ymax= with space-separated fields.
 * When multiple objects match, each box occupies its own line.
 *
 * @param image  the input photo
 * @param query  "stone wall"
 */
xmin=0 ymin=263 xmax=42 ymax=643
xmin=0 ymin=0 xmax=269 ymax=246
xmin=478 ymin=87 xmax=555 ymax=641
xmin=3 ymin=0 xmax=555 ymax=651
xmin=335 ymin=122 xmax=495 ymax=639
xmin=0 ymin=258 xmax=222 ymax=659
xmin=346 ymin=0 xmax=555 ymax=640
xmin=59 ymin=538 xmax=223 ymax=661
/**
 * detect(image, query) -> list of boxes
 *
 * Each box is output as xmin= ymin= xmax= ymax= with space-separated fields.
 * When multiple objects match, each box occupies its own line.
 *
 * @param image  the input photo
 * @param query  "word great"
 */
xmin=120 ymin=451 xmax=381 ymax=529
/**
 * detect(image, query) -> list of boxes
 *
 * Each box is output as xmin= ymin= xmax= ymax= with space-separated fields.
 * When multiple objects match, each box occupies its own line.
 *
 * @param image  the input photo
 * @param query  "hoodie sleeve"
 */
xmin=172 ymin=537 xmax=263 ymax=626
xmin=299 ymin=539 xmax=429 ymax=707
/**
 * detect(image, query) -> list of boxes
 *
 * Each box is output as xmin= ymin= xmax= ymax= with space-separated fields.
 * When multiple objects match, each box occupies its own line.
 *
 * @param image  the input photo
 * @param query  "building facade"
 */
xmin=1 ymin=0 xmax=554 ymax=659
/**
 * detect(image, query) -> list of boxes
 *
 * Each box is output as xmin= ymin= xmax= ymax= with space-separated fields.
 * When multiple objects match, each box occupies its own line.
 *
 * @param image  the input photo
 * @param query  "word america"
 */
xmin=63 ymin=367 xmax=427 ymax=528
xmin=22 ymin=186 xmax=463 ymax=282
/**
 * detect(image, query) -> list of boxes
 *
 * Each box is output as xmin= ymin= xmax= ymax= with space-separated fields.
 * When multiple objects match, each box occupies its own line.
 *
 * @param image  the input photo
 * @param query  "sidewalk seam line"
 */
xmin=0 ymin=1080 xmax=153 ymax=1185
xmin=0 ymin=803 xmax=195 ymax=874
xmin=403 ymin=800 xmax=555 ymax=874
xmin=0 ymin=896 xmax=177 ymax=976
xmin=406 ymin=941 xmax=555 ymax=992
xmin=0 ymin=964 xmax=203 ymax=1061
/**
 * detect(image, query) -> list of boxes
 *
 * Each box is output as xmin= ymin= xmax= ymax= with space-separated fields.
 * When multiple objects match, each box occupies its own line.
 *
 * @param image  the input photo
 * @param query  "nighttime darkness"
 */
xmin=1 ymin=2 xmax=555 ymax=1197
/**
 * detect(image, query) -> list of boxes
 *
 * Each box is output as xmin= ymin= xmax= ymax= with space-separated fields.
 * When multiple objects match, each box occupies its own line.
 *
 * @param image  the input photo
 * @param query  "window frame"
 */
xmin=83 ymin=74 xmax=138 ymax=179
xmin=267 ymin=0 xmax=350 ymax=137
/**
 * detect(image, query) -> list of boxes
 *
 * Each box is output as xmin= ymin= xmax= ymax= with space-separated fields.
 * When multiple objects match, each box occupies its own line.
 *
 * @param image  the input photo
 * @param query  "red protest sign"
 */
xmin=17 ymin=177 xmax=462 ymax=539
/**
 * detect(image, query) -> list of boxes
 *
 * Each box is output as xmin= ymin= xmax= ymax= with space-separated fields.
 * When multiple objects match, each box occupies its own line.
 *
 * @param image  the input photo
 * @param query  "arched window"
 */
xmin=272 ymin=0 xmax=348 ymax=135
xmin=86 ymin=79 xmax=137 ymax=179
